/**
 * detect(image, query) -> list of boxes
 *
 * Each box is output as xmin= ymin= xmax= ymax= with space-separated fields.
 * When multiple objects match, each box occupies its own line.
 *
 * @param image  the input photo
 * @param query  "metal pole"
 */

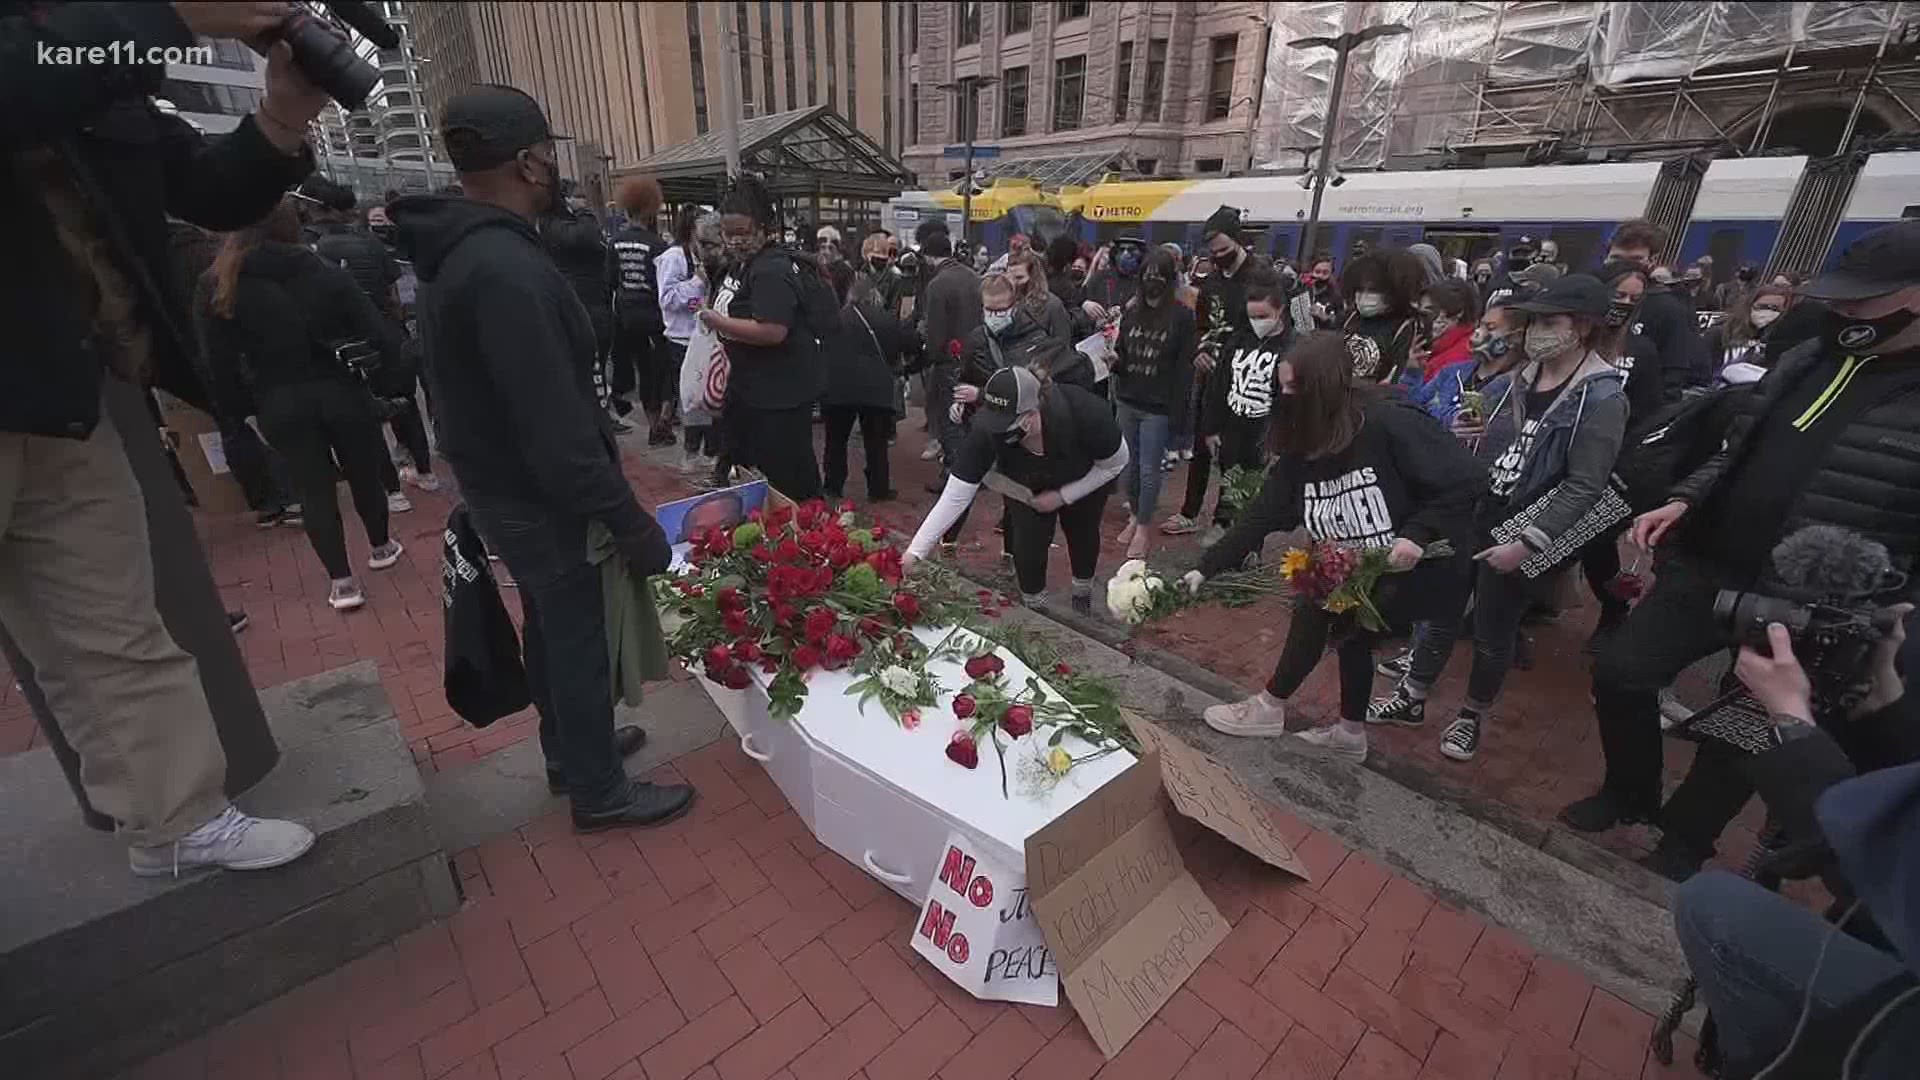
xmin=961 ymin=78 xmax=975 ymax=248
xmin=1298 ymin=39 xmax=1352 ymax=264
xmin=717 ymin=5 xmax=744 ymax=179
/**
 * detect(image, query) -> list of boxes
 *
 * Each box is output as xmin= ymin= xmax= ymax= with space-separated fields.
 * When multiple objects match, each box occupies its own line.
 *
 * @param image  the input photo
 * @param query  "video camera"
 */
xmin=267 ymin=2 xmax=400 ymax=112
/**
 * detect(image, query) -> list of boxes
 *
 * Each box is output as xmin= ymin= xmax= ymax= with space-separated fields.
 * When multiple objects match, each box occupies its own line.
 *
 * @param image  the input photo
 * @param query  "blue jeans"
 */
xmin=466 ymin=500 xmax=626 ymax=806
xmin=1117 ymin=401 xmax=1171 ymax=524
xmin=1675 ymin=872 xmax=1915 ymax=1078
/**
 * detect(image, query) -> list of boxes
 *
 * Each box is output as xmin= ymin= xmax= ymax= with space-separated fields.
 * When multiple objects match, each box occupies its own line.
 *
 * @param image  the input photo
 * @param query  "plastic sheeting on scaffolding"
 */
xmin=1253 ymin=1 xmax=1909 ymax=171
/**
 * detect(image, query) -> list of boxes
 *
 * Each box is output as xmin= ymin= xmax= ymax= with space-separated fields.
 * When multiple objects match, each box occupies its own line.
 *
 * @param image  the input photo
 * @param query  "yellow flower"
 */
xmin=1279 ymin=549 xmax=1312 ymax=580
xmin=1324 ymin=594 xmax=1356 ymax=614
xmin=1046 ymin=746 xmax=1073 ymax=776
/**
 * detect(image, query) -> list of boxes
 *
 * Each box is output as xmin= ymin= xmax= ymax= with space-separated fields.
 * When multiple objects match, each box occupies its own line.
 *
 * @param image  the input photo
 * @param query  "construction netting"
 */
xmin=1253 ymin=0 xmax=1909 ymax=170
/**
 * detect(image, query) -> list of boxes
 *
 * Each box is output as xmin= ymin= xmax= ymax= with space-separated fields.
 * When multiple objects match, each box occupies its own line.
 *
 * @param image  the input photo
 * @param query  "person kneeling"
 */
xmin=903 ymin=367 xmax=1127 ymax=614
xmin=1185 ymin=333 xmax=1485 ymax=763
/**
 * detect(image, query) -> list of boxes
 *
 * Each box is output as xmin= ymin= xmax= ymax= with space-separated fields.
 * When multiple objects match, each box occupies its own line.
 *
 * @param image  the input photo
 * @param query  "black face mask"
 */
xmin=1824 ymin=304 xmax=1920 ymax=353
xmin=1141 ymin=278 xmax=1169 ymax=300
xmin=869 ymin=256 xmax=890 ymax=272
xmin=533 ymin=155 xmax=565 ymax=216
xmin=1604 ymin=300 xmax=1636 ymax=328
xmin=1068 ymin=268 xmax=1086 ymax=283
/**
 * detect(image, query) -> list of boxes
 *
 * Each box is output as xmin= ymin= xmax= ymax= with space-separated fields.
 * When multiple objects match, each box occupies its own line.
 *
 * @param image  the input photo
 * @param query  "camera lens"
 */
xmin=283 ymin=16 xmax=380 ymax=110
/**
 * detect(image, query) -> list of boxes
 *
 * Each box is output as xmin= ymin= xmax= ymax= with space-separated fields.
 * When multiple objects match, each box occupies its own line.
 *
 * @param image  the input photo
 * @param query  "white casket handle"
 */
xmin=739 ymin=733 xmax=774 ymax=762
xmin=862 ymin=851 xmax=914 ymax=885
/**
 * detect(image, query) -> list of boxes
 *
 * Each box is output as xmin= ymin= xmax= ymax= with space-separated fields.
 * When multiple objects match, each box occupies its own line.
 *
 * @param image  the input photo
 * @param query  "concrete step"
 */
xmin=0 ymin=661 xmax=455 ymax=1080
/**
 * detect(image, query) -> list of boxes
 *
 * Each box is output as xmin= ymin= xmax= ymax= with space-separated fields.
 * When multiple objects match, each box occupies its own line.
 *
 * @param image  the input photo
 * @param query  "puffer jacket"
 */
xmin=310 ymin=221 xmax=402 ymax=314
xmin=1672 ymin=340 xmax=1920 ymax=577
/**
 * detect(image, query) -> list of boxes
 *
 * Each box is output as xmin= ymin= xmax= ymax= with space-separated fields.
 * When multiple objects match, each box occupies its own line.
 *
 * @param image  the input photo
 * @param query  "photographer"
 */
xmin=3 ymin=1 xmax=327 ymax=874
xmin=1671 ymin=618 xmax=1916 ymax=1080
xmin=1563 ymin=221 xmax=1920 ymax=867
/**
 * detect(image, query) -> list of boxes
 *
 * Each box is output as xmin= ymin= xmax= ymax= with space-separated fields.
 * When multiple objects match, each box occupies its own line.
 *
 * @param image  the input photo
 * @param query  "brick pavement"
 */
xmin=0 ymin=408 xmax=1761 ymax=868
xmin=117 ymin=732 xmax=1705 ymax=1080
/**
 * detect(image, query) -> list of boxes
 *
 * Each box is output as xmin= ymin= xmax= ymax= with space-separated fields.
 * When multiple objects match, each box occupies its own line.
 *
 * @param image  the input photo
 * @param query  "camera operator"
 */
xmin=1562 ymin=221 xmax=1920 ymax=874
xmin=1671 ymin=618 xmax=1916 ymax=1080
xmin=3 ymin=1 xmax=330 ymax=873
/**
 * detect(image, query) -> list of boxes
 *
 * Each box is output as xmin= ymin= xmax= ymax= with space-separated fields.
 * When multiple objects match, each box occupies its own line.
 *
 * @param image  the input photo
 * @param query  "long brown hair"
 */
xmin=207 ymin=198 xmax=300 ymax=319
xmin=1272 ymin=332 xmax=1379 ymax=459
xmin=1729 ymin=283 xmax=1793 ymax=345
xmin=1008 ymin=249 xmax=1050 ymax=304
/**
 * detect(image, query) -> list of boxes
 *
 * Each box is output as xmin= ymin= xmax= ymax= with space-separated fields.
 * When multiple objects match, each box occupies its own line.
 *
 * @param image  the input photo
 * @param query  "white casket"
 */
xmin=696 ymin=625 xmax=1136 ymax=906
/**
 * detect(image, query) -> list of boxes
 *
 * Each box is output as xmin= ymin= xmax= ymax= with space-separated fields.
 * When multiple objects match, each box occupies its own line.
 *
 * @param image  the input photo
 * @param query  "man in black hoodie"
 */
xmin=392 ymin=85 xmax=691 ymax=831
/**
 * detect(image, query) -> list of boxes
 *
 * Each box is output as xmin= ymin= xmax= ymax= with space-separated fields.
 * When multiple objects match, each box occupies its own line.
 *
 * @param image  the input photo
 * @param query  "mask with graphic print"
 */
xmin=1523 ymin=323 xmax=1579 ymax=361
xmin=1604 ymin=300 xmax=1637 ymax=328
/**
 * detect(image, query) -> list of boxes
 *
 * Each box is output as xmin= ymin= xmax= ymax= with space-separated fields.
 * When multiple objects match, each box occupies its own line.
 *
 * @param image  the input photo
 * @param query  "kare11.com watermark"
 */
xmin=38 ymin=40 xmax=215 ymax=67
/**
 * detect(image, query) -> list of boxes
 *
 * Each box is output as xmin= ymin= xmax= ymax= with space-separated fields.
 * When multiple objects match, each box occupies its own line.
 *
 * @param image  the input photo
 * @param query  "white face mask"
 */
xmin=1750 ymin=308 xmax=1782 ymax=329
xmin=1354 ymin=291 xmax=1386 ymax=317
xmin=1524 ymin=322 xmax=1580 ymax=361
xmin=984 ymin=309 xmax=1014 ymax=334
xmin=1248 ymin=315 xmax=1282 ymax=339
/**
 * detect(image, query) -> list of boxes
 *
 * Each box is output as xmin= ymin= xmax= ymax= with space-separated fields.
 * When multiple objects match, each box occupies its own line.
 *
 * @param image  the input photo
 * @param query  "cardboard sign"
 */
xmin=1131 ymin=718 xmax=1313 ymax=881
xmin=1025 ymin=752 xmax=1230 ymax=1058
xmin=912 ymin=832 xmax=1059 ymax=1005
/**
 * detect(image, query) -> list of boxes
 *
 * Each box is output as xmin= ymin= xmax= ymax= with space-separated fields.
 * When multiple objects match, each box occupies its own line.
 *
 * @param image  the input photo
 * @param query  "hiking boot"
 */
xmin=129 ymin=805 xmax=315 ymax=877
xmin=1437 ymin=709 xmax=1483 ymax=761
xmin=1293 ymin=724 xmax=1368 ymax=764
xmin=1366 ymin=685 xmax=1426 ymax=727
xmin=1203 ymin=693 xmax=1288 ymax=738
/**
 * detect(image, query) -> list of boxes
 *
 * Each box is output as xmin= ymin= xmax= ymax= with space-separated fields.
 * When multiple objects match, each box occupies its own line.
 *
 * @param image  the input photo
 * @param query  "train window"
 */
xmin=1348 ymin=227 xmax=1383 ymax=259
xmin=1422 ymin=227 xmax=1500 ymax=267
xmin=1547 ymin=227 xmax=1601 ymax=273
xmin=1706 ymin=228 xmax=1745 ymax=283
xmin=1009 ymin=205 xmax=1069 ymax=245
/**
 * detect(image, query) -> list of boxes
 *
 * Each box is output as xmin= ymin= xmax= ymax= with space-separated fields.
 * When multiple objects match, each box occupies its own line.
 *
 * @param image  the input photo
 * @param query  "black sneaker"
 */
xmin=1365 ymin=685 xmax=1425 ymax=727
xmin=228 ymin=610 xmax=250 ymax=634
xmin=1071 ymin=592 xmax=1092 ymax=616
xmin=1376 ymin=650 xmax=1413 ymax=679
xmin=1558 ymin=790 xmax=1660 ymax=833
xmin=1437 ymin=709 xmax=1482 ymax=761
xmin=255 ymin=508 xmax=285 ymax=529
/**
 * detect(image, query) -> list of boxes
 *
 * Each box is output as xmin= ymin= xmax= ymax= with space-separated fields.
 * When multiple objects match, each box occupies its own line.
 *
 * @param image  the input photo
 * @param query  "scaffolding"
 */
xmin=1254 ymin=1 xmax=1920 ymax=170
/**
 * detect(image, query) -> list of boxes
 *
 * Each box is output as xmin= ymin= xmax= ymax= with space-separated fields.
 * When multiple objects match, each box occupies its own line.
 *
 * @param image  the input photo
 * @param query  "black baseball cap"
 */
xmin=973 ymin=367 xmax=1042 ymax=436
xmin=441 ymin=84 xmax=570 ymax=171
xmin=1512 ymin=273 xmax=1610 ymax=316
xmin=1798 ymin=220 xmax=1920 ymax=301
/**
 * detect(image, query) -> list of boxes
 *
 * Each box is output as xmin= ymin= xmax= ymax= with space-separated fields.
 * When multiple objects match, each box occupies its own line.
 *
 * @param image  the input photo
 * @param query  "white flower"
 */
xmin=878 ymin=665 xmax=918 ymax=696
xmin=1105 ymin=563 xmax=1168 ymax=624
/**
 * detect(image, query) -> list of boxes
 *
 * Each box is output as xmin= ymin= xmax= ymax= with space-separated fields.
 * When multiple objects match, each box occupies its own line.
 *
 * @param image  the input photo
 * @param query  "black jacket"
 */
xmin=539 ymin=207 xmax=611 ymax=317
xmin=824 ymin=299 xmax=914 ymax=411
xmin=1112 ymin=299 xmax=1197 ymax=413
xmin=1197 ymin=252 xmax=1271 ymax=359
xmin=1638 ymin=288 xmax=1711 ymax=394
xmin=195 ymin=242 xmax=403 ymax=417
xmin=1200 ymin=398 xmax=1486 ymax=580
xmin=959 ymin=309 xmax=1094 ymax=391
xmin=608 ymin=221 xmax=666 ymax=326
xmin=391 ymin=195 xmax=667 ymax=571
xmin=311 ymin=221 xmax=403 ymax=315
xmin=1673 ymin=340 xmax=1920 ymax=579
xmin=2 ymin=1 xmax=313 ymax=438
xmin=921 ymin=259 xmax=983 ymax=370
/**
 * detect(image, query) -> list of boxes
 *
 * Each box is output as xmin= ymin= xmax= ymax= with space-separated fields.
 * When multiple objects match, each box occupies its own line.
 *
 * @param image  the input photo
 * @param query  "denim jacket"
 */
xmin=1478 ymin=351 xmax=1629 ymax=550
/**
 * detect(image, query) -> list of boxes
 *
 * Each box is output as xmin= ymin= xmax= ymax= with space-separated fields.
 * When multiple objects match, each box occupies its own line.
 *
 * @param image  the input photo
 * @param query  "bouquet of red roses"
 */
xmin=1278 ymin=539 xmax=1452 ymax=633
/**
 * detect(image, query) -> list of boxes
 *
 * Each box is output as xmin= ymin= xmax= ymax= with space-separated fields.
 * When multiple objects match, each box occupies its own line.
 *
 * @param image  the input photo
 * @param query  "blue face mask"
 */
xmin=1116 ymin=249 xmax=1142 ymax=275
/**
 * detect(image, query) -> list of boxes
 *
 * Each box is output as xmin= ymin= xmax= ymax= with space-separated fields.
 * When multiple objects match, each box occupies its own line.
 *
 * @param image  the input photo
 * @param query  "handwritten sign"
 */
xmin=1025 ymin=750 xmax=1230 ymax=1058
xmin=912 ymin=832 xmax=1059 ymax=1006
xmin=1131 ymin=718 xmax=1312 ymax=881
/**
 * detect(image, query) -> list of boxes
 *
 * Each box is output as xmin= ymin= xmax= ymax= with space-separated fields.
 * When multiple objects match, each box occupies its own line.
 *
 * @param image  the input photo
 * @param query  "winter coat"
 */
xmin=959 ymin=309 xmax=1093 ymax=390
xmin=824 ymin=300 xmax=913 ymax=411
xmin=310 ymin=221 xmax=403 ymax=315
xmin=1477 ymin=351 xmax=1630 ymax=551
xmin=920 ymin=258 xmax=983 ymax=370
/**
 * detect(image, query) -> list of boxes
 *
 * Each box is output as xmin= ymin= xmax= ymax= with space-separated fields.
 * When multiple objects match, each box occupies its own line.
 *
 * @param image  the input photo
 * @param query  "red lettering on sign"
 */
xmin=946 ymin=932 xmax=970 ymax=964
xmin=918 ymin=900 xmax=956 ymax=948
xmin=938 ymin=845 xmax=977 ymax=897
xmin=967 ymin=874 xmax=994 ymax=909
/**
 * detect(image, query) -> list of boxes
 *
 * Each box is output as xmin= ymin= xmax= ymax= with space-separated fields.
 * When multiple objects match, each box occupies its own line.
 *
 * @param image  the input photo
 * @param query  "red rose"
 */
xmin=945 ymin=731 xmax=979 ymax=769
xmin=721 ymin=664 xmax=753 ymax=690
xmin=706 ymin=526 xmax=730 ymax=552
xmin=790 ymin=644 xmax=822 ymax=670
xmin=1053 ymin=661 xmax=1074 ymax=676
xmin=803 ymin=607 xmax=837 ymax=643
xmin=722 ymin=610 xmax=750 ymax=636
xmin=952 ymin=694 xmax=976 ymax=719
xmin=829 ymin=545 xmax=858 ymax=570
xmin=768 ymin=505 xmax=795 ymax=530
xmin=857 ymin=616 xmax=889 ymax=640
xmin=963 ymin=654 xmax=1005 ymax=681
xmin=761 ymin=656 xmax=781 ymax=673
xmin=838 ymin=499 xmax=856 ymax=514
xmin=704 ymin=645 xmax=732 ymax=670
xmin=731 ymin=640 xmax=763 ymax=662
xmin=773 ymin=602 xmax=798 ymax=628
xmin=947 ymin=338 xmax=963 ymax=359
xmin=1000 ymin=704 xmax=1034 ymax=738
xmin=776 ymin=539 xmax=804 ymax=563
xmin=749 ymin=508 xmax=765 ymax=524
xmin=824 ymin=633 xmax=860 ymax=664
xmin=716 ymin=586 xmax=742 ymax=610
xmin=900 ymin=708 xmax=921 ymax=730
xmin=752 ymin=543 xmax=775 ymax=563
xmin=892 ymin=591 xmax=922 ymax=622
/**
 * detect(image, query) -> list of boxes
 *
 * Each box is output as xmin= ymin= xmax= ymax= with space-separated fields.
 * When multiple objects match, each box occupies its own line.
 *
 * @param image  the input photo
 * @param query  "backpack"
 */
xmin=1614 ymin=387 xmax=1746 ymax=513
xmin=779 ymin=249 xmax=845 ymax=337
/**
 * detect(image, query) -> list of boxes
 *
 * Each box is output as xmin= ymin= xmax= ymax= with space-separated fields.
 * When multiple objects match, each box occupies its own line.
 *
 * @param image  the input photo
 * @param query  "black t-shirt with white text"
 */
xmin=1486 ymin=385 xmax=1557 ymax=498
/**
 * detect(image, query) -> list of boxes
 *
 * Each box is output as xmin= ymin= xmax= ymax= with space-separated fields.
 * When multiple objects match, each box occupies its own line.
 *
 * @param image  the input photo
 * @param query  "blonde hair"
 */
xmin=208 ymin=229 xmax=260 ymax=320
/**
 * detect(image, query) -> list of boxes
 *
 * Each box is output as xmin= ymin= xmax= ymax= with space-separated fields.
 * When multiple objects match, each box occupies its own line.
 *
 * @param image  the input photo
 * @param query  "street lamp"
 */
xmin=1289 ymin=22 xmax=1408 ymax=263
xmin=934 ymin=75 xmax=998 ymax=246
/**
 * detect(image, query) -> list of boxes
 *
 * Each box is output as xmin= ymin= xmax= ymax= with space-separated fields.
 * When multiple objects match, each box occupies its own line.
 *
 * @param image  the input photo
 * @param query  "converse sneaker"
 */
xmin=367 ymin=540 xmax=405 ymax=570
xmin=1293 ymin=724 xmax=1368 ymax=763
xmin=1366 ymin=685 xmax=1426 ymax=727
xmin=1438 ymin=709 xmax=1482 ymax=761
xmin=386 ymin=491 xmax=413 ymax=513
xmin=1203 ymin=693 xmax=1288 ymax=737
xmin=129 ymin=805 xmax=315 ymax=877
xmin=1376 ymin=649 xmax=1413 ymax=679
xmin=1160 ymin=513 xmax=1200 ymax=536
xmin=328 ymin=579 xmax=366 ymax=611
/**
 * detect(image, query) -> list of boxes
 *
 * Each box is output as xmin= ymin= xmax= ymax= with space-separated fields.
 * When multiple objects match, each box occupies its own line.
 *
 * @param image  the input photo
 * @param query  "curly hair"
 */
xmin=616 ymin=175 xmax=663 ymax=217
xmin=1340 ymin=250 xmax=1425 ymax=317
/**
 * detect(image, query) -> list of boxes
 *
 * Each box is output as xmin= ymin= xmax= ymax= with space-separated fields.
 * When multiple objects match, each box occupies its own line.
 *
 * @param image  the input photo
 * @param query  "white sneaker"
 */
xmin=408 ymin=471 xmax=441 ymax=493
xmin=328 ymin=579 xmax=366 ymax=610
xmin=129 ymin=805 xmax=315 ymax=877
xmin=919 ymin=443 xmax=942 ymax=461
xmin=1293 ymin=724 xmax=1368 ymax=764
xmin=386 ymin=491 xmax=413 ymax=513
xmin=368 ymin=540 xmax=404 ymax=570
xmin=1204 ymin=694 xmax=1289 ymax=737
